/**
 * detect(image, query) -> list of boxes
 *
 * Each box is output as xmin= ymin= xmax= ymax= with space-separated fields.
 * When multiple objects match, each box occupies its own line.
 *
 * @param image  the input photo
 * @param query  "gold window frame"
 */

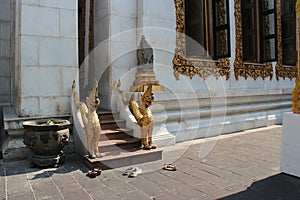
xmin=275 ymin=0 xmax=297 ymax=80
xmin=173 ymin=0 xmax=230 ymax=80
xmin=233 ymin=0 xmax=273 ymax=80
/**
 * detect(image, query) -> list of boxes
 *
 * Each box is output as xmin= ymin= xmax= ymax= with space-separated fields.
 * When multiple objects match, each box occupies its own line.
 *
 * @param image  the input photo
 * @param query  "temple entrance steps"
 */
xmin=83 ymin=110 xmax=162 ymax=170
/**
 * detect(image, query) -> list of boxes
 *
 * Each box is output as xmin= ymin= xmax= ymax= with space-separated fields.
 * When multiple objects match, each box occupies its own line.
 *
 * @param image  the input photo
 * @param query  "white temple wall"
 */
xmin=111 ymin=0 xmax=294 ymax=94
xmin=16 ymin=0 xmax=79 ymax=117
xmin=106 ymin=0 xmax=294 ymax=143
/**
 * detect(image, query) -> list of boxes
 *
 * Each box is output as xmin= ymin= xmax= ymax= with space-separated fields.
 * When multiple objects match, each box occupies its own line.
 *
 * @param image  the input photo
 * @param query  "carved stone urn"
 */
xmin=23 ymin=119 xmax=71 ymax=168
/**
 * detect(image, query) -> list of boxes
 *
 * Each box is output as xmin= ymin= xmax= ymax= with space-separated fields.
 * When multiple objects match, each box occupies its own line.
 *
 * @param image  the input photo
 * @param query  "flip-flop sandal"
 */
xmin=93 ymin=168 xmax=102 ymax=176
xmin=86 ymin=170 xmax=98 ymax=178
xmin=86 ymin=167 xmax=102 ymax=178
xmin=122 ymin=167 xmax=134 ymax=176
xmin=163 ymin=164 xmax=177 ymax=171
xmin=128 ymin=167 xmax=142 ymax=178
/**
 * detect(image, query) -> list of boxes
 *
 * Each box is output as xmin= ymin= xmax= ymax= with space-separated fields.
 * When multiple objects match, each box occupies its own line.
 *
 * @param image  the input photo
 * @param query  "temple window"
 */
xmin=281 ymin=0 xmax=297 ymax=66
xmin=184 ymin=0 xmax=231 ymax=59
xmin=241 ymin=0 xmax=277 ymax=63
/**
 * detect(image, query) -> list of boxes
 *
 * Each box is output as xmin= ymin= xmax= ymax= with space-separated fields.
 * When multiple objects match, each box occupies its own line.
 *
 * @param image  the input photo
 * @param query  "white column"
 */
xmin=281 ymin=113 xmax=300 ymax=177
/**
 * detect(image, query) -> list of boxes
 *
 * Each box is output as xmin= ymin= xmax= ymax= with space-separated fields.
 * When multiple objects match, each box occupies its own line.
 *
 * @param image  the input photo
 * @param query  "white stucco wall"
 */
xmin=107 ymin=0 xmax=294 ymax=96
xmin=0 ymin=0 xmax=15 ymax=106
xmin=17 ymin=0 xmax=79 ymax=117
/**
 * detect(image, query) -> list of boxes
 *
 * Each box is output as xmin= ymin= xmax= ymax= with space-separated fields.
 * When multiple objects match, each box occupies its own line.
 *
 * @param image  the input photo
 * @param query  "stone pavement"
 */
xmin=1 ymin=125 xmax=300 ymax=200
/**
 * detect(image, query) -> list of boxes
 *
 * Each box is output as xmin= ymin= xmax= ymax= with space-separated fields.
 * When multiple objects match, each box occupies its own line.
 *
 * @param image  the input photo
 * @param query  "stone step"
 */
xmin=100 ymin=119 xmax=126 ymax=130
xmin=84 ymin=148 xmax=162 ymax=170
xmin=100 ymin=128 xmax=133 ymax=141
xmin=83 ymin=110 xmax=162 ymax=170
xmin=98 ymin=110 xmax=120 ymax=121
xmin=98 ymin=136 xmax=141 ymax=153
xmin=164 ymin=100 xmax=292 ymax=122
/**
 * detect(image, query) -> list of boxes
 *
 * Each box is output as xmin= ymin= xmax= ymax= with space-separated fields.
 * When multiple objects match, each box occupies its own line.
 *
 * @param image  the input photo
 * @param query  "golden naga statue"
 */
xmin=129 ymin=85 xmax=156 ymax=150
xmin=72 ymin=81 xmax=101 ymax=158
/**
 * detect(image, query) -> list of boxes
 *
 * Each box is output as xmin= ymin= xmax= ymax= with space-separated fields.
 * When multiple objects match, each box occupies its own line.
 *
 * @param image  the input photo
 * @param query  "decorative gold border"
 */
xmin=275 ymin=0 xmax=297 ymax=80
xmin=173 ymin=0 xmax=230 ymax=80
xmin=233 ymin=0 xmax=273 ymax=80
xmin=292 ymin=0 xmax=300 ymax=113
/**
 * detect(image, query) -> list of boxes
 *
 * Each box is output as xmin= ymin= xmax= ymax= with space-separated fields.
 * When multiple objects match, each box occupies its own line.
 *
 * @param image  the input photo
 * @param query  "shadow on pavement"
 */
xmin=0 ymin=154 xmax=89 ymax=179
xmin=221 ymin=173 xmax=300 ymax=200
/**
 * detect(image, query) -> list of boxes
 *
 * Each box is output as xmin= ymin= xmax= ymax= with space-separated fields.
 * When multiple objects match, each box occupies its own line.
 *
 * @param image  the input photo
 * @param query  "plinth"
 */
xmin=130 ymin=64 xmax=164 ymax=92
xmin=280 ymin=112 xmax=300 ymax=177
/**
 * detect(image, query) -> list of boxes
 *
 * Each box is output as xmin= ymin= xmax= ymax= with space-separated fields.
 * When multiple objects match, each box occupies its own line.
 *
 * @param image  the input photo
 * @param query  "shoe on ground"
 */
xmin=122 ymin=167 xmax=134 ymax=176
xmin=163 ymin=164 xmax=176 ymax=171
xmin=128 ymin=167 xmax=142 ymax=178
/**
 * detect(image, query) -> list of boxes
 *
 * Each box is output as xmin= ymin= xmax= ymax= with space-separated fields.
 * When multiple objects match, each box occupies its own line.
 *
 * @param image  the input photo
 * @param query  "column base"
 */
xmin=280 ymin=112 xmax=300 ymax=177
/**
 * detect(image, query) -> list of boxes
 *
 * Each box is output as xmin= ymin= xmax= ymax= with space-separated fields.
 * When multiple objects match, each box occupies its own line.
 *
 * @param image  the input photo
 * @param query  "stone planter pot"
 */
xmin=23 ymin=119 xmax=71 ymax=168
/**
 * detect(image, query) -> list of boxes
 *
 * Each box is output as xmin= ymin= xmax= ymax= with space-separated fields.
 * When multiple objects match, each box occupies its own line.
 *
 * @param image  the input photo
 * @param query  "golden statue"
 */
xmin=129 ymin=85 xmax=156 ymax=150
xmin=72 ymin=81 xmax=101 ymax=158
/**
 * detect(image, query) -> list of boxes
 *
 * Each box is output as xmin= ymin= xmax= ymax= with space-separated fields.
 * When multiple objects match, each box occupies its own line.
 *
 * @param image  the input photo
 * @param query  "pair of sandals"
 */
xmin=86 ymin=167 xmax=102 ymax=178
xmin=122 ymin=167 xmax=143 ymax=178
xmin=143 ymin=146 xmax=156 ymax=150
xmin=163 ymin=164 xmax=176 ymax=171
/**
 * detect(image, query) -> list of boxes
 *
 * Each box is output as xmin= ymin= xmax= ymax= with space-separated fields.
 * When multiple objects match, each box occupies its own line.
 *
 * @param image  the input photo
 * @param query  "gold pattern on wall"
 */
xmin=233 ymin=0 xmax=273 ymax=80
xmin=275 ymin=0 xmax=297 ymax=80
xmin=292 ymin=0 xmax=300 ymax=114
xmin=173 ymin=0 xmax=230 ymax=80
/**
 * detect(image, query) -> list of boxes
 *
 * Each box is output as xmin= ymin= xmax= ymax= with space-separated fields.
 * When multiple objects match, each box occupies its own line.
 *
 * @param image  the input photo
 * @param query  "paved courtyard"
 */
xmin=1 ymin=125 xmax=300 ymax=200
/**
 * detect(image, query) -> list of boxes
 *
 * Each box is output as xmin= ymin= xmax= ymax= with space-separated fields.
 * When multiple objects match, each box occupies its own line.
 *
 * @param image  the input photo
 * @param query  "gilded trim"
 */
xmin=292 ymin=0 xmax=300 ymax=113
xmin=275 ymin=0 xmax=297 ymax=80
xmin=233 ymin=0 xmax=273 ymax=80
xmin=173 ymin=0 xmax=230 ymax=80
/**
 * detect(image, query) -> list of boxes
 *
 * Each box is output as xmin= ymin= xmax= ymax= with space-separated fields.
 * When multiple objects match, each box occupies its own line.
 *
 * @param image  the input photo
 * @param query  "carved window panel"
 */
xmin=213 ymin=0 xmax=231 ymax=58
xmin=275 ymin=0 xmax=297 ymax=80
xmin=185 ymin=0 xmax=207 ymax=57
xmin=173 ymin=0 xmax=230 ymax=80
xmin=281 ymin=0 xmax=297 ymax=66
xmin=241 ymin=0 xmax=277 ymax=63
xmin=261 ymin=0 xmax=277 ymax=62
xmin=234 ymin=0 xmax=274 ymax=80
xmin=241 ymin=0 xmax=258 ymax=62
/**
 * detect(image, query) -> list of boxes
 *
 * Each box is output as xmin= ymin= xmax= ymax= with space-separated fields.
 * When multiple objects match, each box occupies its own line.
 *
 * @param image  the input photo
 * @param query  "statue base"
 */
xmin=281 ymin=112 xmax=300 ymax=177
xmin=130 ymin=71 xmax=164 ymax=92
xmin=131 ymin=84 xmax=165 ymax=92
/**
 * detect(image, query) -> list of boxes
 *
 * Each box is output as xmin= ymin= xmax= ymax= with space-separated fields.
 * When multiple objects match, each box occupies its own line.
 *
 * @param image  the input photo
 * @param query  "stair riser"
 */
xmin=100 ymin=133 xmax=131 ymax=141
xmin=99 ymin=142 xmax=141 ymax=153
xmin=99 ymin=114 xmax=116 ymax=121
xmin=101 ymin=122 xmax=126 ymax=130
xmin=84 ymin=150 xmax=162 ymax=170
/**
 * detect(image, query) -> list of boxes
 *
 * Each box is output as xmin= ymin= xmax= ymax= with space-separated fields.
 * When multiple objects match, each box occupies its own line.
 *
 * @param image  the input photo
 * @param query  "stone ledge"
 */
xmin=3 ymin=107 xmax=70 ymax=133
xmin=168 ymin=108 xmax=287 ymax=143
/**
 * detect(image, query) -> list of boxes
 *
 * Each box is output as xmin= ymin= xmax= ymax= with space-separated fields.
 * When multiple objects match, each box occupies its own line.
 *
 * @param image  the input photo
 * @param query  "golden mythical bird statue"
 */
xmin=129 ymin=85 xmax=156 ymax=150
xmin=72 ymin=81 xmax=101 ymax=158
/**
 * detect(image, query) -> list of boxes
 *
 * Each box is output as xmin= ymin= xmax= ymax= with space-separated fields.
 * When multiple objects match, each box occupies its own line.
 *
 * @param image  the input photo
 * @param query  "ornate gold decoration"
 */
xmin=129 ymin=85 xmax=156 ymax=150
xmin=72 ymin=81 xmax=101 ymax=158
xmin=275 ymin=0 xmax=297 ymax=80
xmin=130 ymin=36 xmax=165 ymax=92
xmin=233 ymin=0 xmax=273 ymax=80
xmin=173 ymin=0 xmax=230 ymax=80
xmin=292 ymin=0 xmax=300 ymax=114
